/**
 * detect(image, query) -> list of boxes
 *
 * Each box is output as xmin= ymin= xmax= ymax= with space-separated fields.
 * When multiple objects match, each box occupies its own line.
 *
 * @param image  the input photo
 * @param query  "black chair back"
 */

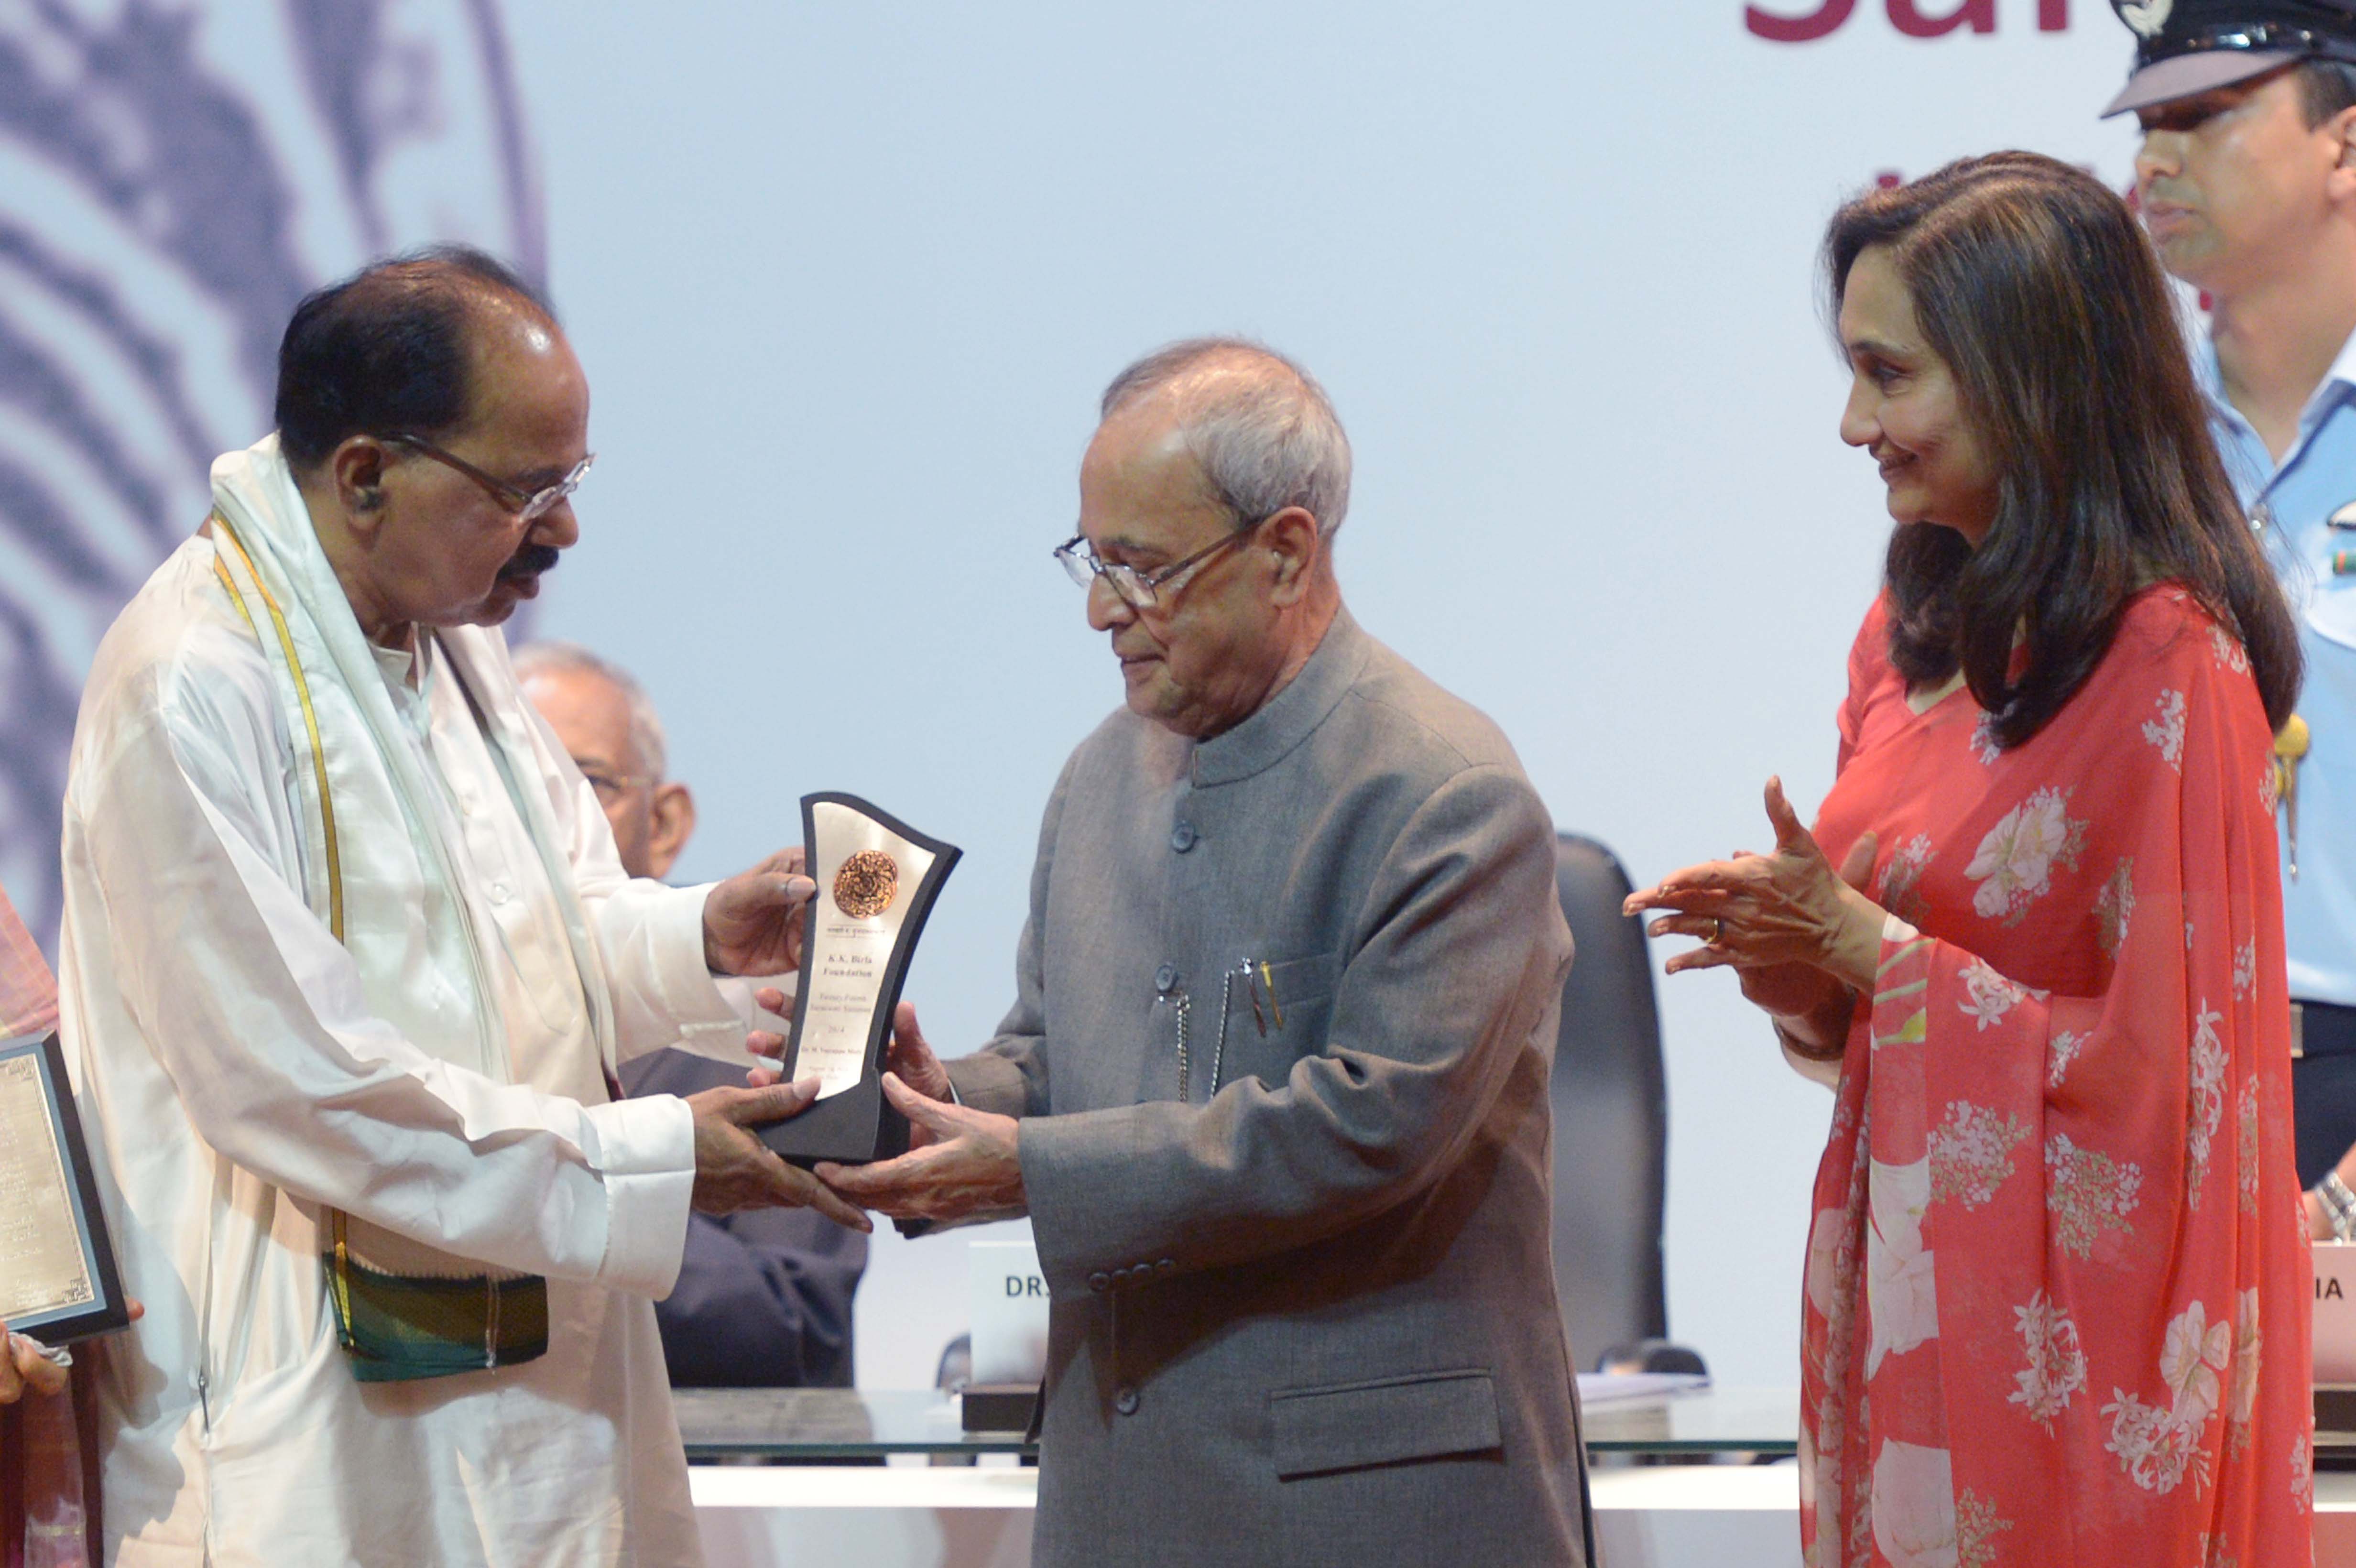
xmin=1548 ymin=834 xmax=1670 ymax=1370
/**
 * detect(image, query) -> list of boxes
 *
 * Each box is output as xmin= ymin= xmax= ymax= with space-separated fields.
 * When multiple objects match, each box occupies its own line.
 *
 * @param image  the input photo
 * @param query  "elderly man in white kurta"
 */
xmin=53 ymin=247 xmax=863 ymax=1567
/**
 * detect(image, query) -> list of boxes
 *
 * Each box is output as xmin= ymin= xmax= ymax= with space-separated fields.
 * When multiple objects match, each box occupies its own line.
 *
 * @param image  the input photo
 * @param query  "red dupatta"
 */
xmin=0 ymin=886 xmax=100 ymax=1568
xmin=1800 ymin=588 xmax=2312 ymax=1567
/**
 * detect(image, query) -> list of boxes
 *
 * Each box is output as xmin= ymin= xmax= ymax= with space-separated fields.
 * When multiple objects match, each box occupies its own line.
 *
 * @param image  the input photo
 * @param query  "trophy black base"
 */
xmin=756 ymin=1074 xmax=912 ymax=1168
xmin=961 ymin=1383 xmax=1041 ymax=1433
xmin=2318 ymin=1382 xmax=2356 ymax=1437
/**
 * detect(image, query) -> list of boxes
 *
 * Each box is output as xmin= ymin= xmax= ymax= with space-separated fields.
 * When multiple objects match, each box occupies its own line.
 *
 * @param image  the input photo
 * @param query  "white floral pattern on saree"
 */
xmin=1957 ymin=959 xmax=2034 ymax=1032
xmin=1870 ymin=1441 xmax=1958 ymax=1568
xmin=2143 ymin=689 xmax=2188 ymax=770
xmin=2047 ymin=1029 xmax=2085 ymax=1091
xmin=1866 ymin=1157 xmax=1937 ymax=1380
xmin=2047 ymin=1132 xmax=2142 ymax=1259
xmin=2161 ymin=1300 xmax=2231 ymax=1425
xmin=1965 ymin=786 xmax=2086 ymax=925
xmin=1878 ymin=833 xmax=1936 ymax=927
xmin=2094 ymin=858 xmax=2136 ymax=958
xmin=1806 ymin=1205 xmax=1845 ymax=1322
xmin=2228 ymin=1288 xmax=2261 ymax=1456
xmin=2211 ymin=624 xmax=2251 ymax=674
xmin=2187 ymin=1002 xmax=2226 ymax=1209
xmin=2008 ymin=1290 xmax=2087 ymax=1431
xmin=2102 ymin=1390 xmax=2212 ymax=1496
xmin=2102 ymin=1301 xmax=2232 ymax=1496
xmin=2237 ymin=1079 xmax=2261 ymax=1217
xmin=1954 ymin=1490 xmax=2012 ymax=1568
xmin=1929 ymin=1100 xmax=2029 ymax=1209
xmin=1970 ymin=711 xmax=2002 ymax=765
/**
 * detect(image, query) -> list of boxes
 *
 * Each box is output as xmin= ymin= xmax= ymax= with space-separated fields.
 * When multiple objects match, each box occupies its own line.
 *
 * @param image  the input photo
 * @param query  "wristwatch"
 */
xmin=2317 ymin=1171 xmax=2356 ymax=1242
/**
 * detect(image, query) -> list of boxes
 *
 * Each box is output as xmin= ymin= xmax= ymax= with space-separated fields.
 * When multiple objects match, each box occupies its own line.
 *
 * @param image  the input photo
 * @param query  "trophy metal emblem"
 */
xmin=757 ymin=793 xmax=961 ymax=1165
xmin=832 ymin=851 xmax=900 ymax=918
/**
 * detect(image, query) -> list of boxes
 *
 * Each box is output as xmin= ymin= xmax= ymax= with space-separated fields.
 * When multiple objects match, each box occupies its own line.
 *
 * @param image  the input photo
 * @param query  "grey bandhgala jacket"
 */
xmin=949 ymin=608 xmax=1590 ymax=1568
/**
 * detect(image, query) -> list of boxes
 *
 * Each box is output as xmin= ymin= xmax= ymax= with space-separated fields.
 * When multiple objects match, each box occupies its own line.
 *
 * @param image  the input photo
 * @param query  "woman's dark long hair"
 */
xmin=1824 ymin=152 xmax=2300 ymax=745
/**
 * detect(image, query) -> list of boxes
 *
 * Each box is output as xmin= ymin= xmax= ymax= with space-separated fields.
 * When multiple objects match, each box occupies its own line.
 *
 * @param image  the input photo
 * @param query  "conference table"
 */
xmin=680 ymin=1383 xmax=2356 ymax=1566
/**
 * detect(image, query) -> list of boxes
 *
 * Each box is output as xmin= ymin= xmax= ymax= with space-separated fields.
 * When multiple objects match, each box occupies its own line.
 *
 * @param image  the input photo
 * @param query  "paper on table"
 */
xmin=1575 ymin=1372 xmax=1711 ymax=1404
xmin=0 ymin=1052 xmax=94 ymax=1321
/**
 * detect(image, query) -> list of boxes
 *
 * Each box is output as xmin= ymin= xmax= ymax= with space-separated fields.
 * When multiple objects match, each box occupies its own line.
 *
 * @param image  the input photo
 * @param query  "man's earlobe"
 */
xmin=647 ymin=781 xmax=698 ymax=882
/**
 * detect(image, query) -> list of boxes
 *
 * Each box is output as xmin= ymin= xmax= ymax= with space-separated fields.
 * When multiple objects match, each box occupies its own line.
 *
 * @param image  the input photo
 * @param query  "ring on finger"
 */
xmin=1708 ymin=915 xmax=1724 ymax=944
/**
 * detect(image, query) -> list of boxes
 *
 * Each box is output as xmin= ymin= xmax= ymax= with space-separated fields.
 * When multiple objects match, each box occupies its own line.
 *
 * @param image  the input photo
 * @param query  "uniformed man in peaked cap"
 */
xmin=2106 ymin=0 xmax=2356 ymax=113
xmin=2103 ymin=0 xmax=2356 ymax=1235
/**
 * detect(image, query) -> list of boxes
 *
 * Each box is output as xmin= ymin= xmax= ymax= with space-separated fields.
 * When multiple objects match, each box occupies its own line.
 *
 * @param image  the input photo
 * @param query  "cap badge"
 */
xmin=2117 ymin=0 xmax=2174 ymax=39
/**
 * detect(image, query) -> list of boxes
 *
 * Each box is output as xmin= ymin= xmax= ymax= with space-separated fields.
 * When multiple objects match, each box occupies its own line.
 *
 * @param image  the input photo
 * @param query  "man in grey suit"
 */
xmin=821 ymin=338 xmax=1589 ymax=1567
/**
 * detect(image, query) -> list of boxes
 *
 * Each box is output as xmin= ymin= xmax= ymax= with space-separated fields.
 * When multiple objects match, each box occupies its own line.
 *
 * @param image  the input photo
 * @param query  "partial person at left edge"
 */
xmin=0 ymin=874 xmax=142 ymax=1568
xmin=516 ymin=638 xmax=866 ymax=1390
xmin=54 ymin=247 xmax=869 ymax=1568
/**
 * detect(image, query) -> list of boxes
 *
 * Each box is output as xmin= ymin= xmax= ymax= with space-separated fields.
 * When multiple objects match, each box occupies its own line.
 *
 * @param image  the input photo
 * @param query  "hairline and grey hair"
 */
xmin=512 ymin=639 xmax=669 ymax=783
xmin=1099 ymin=336 xmax=1353 ymax=539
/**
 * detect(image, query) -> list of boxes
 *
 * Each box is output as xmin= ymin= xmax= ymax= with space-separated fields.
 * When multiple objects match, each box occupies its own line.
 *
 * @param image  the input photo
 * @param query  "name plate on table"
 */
xmin=964 ymin=1239 xmax=1047 ymax=1433
xmin=2314 ymin=1242 xmax=2356 ymax=1436
xmin=2319 ymin=1242 xmax=2356 ymax=1384
xmin=758 ymin=794 xmax=960 ymax=1166
xmin=0 ymin=1033 xmax=130 ymax=1343
xmin=968 ymin=1238 xmax=1049 ymax=1384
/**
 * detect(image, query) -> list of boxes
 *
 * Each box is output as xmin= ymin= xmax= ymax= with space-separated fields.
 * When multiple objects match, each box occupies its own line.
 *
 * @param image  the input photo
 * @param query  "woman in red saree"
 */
xmin=1630 ymin=154 xmax=2313 ymax=1565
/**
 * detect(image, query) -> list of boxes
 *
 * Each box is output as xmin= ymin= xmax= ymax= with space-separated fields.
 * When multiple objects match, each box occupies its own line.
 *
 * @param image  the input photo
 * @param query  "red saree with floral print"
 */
xmin=1800 ymin=587 xmax=2313 ymax=1568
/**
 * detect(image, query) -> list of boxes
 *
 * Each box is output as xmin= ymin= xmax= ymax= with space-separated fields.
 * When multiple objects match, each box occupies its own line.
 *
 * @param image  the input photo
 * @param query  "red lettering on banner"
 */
xmin=1888 ymin=0 xmax=1995 ymax=33
xmin=1745 ymin=0 xmax=1856 ymax=42
xmin=1749 ymin=0 xmax=2067 ymax=38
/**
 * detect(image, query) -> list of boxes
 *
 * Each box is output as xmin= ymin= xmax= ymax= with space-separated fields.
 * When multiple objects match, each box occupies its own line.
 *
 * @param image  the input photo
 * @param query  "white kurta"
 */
xmin=57 ymin=527 xmax=748 ymax=1566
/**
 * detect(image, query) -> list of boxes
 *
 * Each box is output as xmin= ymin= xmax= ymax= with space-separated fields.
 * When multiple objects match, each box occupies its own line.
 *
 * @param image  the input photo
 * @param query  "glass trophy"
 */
xmin=0 ymin=1032 xmax=131 ymax=1343
xmin=758 ymin=793 xmax=960 ymax=1165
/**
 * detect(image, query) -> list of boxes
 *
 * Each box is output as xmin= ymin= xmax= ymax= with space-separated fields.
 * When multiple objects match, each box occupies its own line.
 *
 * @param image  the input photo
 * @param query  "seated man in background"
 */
xmin=517 ymin=640 xmax=865 ymax=1387
xmin=824 ymin=339 xmax=1591 ymax=1568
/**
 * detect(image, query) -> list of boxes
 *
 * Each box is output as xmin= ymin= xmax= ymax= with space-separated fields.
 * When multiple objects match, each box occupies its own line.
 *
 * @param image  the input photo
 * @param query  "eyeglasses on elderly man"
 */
xmin=384 ymin=431 xmax=595 ymax=522
xmin=1052 ymin=514 xmax=1271 ymax=610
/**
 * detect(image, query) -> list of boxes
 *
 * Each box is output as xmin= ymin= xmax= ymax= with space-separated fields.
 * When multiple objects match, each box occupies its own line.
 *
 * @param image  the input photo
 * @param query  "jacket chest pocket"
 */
xmin=1211 ymin=952 xmax=1337 ymax=1092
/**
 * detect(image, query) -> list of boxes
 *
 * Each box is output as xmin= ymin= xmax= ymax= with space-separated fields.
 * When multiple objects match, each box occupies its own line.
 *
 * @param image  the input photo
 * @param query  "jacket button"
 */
xmin=1088 ymin=1271 xmax=1111 ymax=1293
xmin=1156 ymin=1259 xmax=1176 ymax=1274
xmin=1114 ymin=1385 xmax=1140 ymax=1416
xmin=1155 ymin=963 xmax=1178 ymax=993
xmin=1170 ymin=821 xmax=1198 ymax=852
